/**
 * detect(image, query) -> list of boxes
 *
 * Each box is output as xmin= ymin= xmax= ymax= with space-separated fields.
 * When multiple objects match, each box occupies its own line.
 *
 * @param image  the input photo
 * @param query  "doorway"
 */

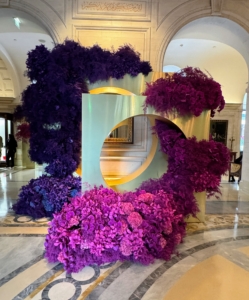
xmin=0 ymin=113 xmax=14 ymax=165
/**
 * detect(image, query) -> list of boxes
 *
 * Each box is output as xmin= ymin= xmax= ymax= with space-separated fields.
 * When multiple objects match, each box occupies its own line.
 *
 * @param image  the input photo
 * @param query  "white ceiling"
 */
xmin=0 ymin=8 xmax=54 ymax=110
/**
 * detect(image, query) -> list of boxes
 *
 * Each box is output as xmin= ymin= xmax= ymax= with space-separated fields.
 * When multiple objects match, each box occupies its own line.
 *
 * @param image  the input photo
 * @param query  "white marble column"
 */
xmin=239 ymin=87 xmax=249 ymax=196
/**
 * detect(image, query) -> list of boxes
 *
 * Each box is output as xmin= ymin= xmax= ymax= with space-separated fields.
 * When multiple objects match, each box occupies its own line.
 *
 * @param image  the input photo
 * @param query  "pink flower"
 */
xmin=121 ymin=202 xmax=134 ymax=215
xmin=118 ymin=219 xmax=128 ymax=234
xmin=68 ymin=216 xmax=79 ymax=228
xmin=137 ymin=193 xmax=154 ymax=203
xmin=163 ymin=223 xmax=172 ymax=235
xmin=174 ymin=233 xmax=182 ymax=245
xmin=127 ymin=212 xmax=143 ymax=228
xmin=120 ymin=239 xmax=132 ymax=256
xmin=159 ymin=237 xmax=167 ymax=248
xmin=57 ymin=251 xmax=66 ymax=263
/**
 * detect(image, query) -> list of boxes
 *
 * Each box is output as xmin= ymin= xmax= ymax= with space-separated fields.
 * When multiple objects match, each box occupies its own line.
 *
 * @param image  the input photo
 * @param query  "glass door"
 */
xmin=0 ymin=113 xmax=14 ymax=164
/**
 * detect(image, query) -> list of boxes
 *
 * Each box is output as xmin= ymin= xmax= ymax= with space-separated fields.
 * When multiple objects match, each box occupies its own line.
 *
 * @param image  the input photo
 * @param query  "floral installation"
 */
xmin=143 ymin=67 xmax=225 ymax=117
xmin=15 ymin=41 xmax=152 ymax=178
xmin=13 ymin=38 xmax=230 ymax=274
xmin=45 ymin=186 xmax=185 ymax=273
xmin=13 ymin=175 xmax=81 ymax=218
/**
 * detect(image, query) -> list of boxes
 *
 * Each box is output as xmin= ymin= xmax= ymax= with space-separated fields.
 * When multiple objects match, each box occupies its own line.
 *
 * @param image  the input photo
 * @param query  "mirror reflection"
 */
xmin=105 ymin=117 xmax=133 ymax=143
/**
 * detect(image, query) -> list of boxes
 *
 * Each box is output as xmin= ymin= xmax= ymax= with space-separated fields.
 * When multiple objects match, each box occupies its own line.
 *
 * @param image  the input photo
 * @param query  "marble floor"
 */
xmin=0 ymin=168 xmax=249 ymax=300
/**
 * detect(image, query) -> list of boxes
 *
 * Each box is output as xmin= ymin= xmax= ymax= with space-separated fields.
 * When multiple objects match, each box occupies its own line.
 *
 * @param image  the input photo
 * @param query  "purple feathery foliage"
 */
xmin=23 ymin=83 xmax=82 ymax=177
xmin=12 ymin=175 xmax=81 ymax=218
xmin=26 ymin=44 xmax=51 ymax=83
xmin=142 ymin=120 xmax=230 ymax=198
xmin=110 ymin=45 xmax=141 ymax=79
xmin=172 ymin=67 xmax=225 ymax=117
xmin=13 ymin=105 xmax=25 ymax=122
xmin=50 ymin=40 xmax=87 ymax=86
xmin=21 ymin=42 xmax=87 ymax=177
xmin=139 ymin=61 xmax=153 ymax=76
xmin=144 ymin=67 xmax=225 ymax=117
xmin=44 ymin=186 xmax=185 ymax=273
xmin=86 ymin=45 xmax=112 ymax=83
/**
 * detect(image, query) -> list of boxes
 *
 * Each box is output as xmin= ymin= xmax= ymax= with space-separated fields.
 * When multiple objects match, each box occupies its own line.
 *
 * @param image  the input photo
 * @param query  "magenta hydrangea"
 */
xmin=45 ymin=186 xmax=186 ymax=273
xmin=127 ymin=212 xmax=143 ymax=228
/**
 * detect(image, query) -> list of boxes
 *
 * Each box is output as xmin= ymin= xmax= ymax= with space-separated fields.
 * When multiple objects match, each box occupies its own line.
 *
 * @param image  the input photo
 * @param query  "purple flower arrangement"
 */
xmin=140 ymin=120 xmax=230 ymax=199
xmin=13 ymin=41 xmax=152 ymax=219
xmin=143 ymin=67 xmax=225 ymax=117
xmin=45 ymin=186 xmax=185 ymax=273
xmin=14 ymin=39 xmax=230 ymax=273
xmin=18 ymin=41 xmax=152 ymax=178
xmin=13 ymin=175 xmax=81 ymax=218
xmin=45 ymin=119 xmax=230 ymax=273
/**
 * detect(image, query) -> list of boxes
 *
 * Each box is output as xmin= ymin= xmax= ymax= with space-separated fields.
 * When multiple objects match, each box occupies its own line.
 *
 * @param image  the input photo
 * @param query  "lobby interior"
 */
xmin=1 ymin=1 xmax=249 ymax=299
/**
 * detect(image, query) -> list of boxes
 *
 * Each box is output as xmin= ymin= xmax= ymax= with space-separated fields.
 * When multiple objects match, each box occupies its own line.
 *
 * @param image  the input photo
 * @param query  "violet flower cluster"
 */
xmin=17 ymin=41 xmax=152 ymax=178
xmin=139 ymin=120 xmax=230 ymax=199
xmin=143 ymin=67 xmax=225 ymax=118
xmin=45 ymin=186 xmax=185 ymax=273
xmin=13 ymin=175 xmax=81 ymax=218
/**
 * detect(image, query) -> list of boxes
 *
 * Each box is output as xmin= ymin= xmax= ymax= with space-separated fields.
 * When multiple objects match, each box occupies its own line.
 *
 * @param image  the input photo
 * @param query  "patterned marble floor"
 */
xmin=0 ymin=168 xmax=249 ymax=300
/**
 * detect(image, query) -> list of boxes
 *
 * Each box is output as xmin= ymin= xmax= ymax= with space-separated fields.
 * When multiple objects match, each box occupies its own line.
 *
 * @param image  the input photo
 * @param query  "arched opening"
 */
xmin=0 ymin=8 xmax=55 ymax=113
xmin=163 ymin=16 xmax=249 ymax=156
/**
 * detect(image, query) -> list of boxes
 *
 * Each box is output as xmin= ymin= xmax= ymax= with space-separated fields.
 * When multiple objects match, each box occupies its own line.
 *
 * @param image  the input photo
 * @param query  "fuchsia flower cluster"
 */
xmin=150 ymin=120 xmax=230 ymax=198
xmin=15 ymin=123 xmax=30 ymax=143
xmin=144 ymin=67 xmax=225 ymax=117
xmin=45 ymin=186 xmax=186 ymax=273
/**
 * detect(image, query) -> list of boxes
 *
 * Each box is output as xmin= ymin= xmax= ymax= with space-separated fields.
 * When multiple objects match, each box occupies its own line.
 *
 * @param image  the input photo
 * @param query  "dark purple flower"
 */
xmin=143 ymin=67 xmax=225 ymax=117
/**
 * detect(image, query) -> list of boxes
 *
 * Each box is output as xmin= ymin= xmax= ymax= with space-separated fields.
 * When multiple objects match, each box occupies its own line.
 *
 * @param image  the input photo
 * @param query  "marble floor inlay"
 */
xmin=0 ymin=168 xmax=249 ymax=299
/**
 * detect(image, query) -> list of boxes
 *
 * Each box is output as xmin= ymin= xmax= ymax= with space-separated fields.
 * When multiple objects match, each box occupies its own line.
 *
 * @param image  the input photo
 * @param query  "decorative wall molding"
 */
xmin=81 ymin=1 xmax=143 ymax=12
xmin=73 ymin=25 xmax=151 ymax=60
xmin=72 ymin=0 xmax=151 ymax=21
xmin=222 ymin=103 xmax=242 ymax=111
xmin=211 ymin=0 xmax=223 ymax=15
xmin=0 ymin=58 xmax=14 ymax=98
xmin=0 ymin=0 xmax=9 ymax=7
